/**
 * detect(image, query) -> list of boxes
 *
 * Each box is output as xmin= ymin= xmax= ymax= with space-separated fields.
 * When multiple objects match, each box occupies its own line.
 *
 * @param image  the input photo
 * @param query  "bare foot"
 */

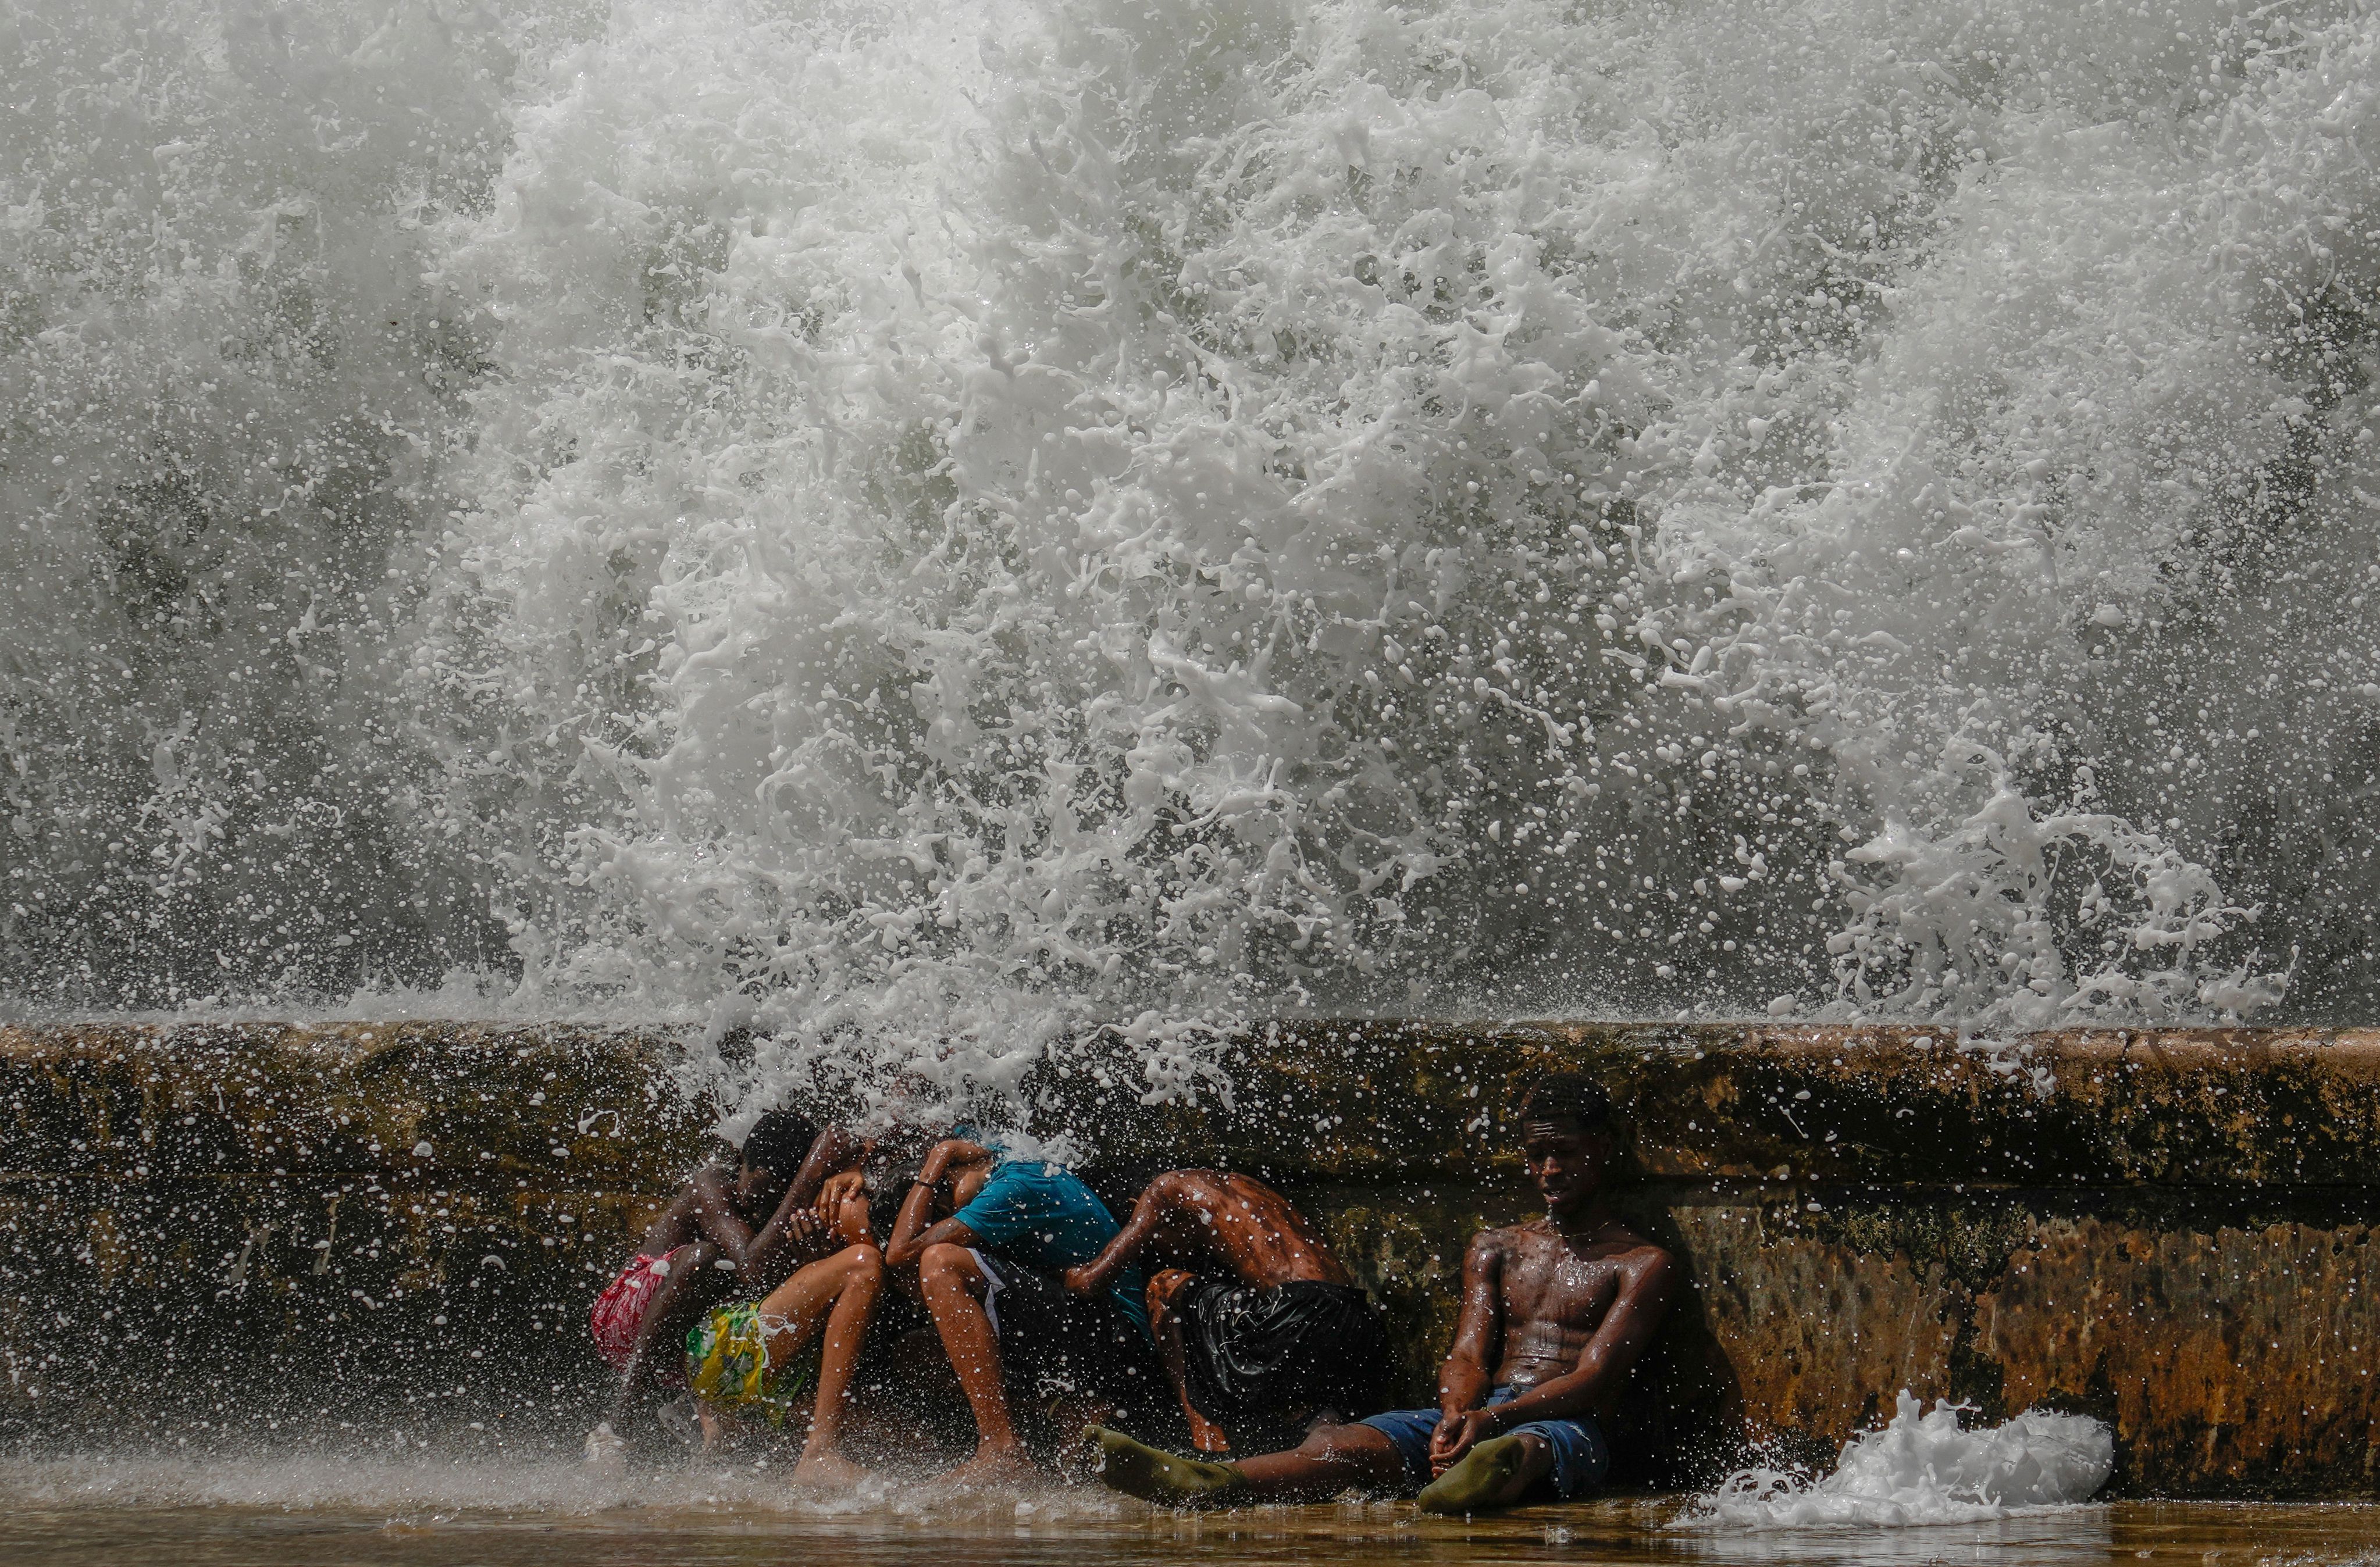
xmin=935 ymin=1443 xmax=1040 ymax=1489
xmin=1416 ymin=1433 xmax=1552 ymax=1515
xmin=792 ymin=1447 xmax=872 ymax=1489
xmin=1086 ymin=1426 xmax=1246 ymax=1507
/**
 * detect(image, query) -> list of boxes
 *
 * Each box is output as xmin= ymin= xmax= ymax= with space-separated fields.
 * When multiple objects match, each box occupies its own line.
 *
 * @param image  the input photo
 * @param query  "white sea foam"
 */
xmin=1678 ymin=1392 xmax=2114 ymax=1531
xmin=12 ymin=0 xmax=2380 ymax=1064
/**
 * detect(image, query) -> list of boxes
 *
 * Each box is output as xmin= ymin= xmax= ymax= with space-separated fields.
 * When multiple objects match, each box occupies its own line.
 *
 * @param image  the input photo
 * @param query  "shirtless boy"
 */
xmin=585 ymin=1111 xmax=856 ymax=1450
xmin=1089 ymin=1073 xmax=1674 ymax=1512
xmin=1063 ymin=1171 xmax=1388 ymax=1454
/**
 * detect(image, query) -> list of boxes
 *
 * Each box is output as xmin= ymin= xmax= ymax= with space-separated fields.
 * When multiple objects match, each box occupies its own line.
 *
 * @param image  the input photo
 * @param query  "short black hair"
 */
xmin=1514 ymin=1072 xmax=1616 ymax=1136
xmin=740 ymin=1108 xmax=820 ymax=1180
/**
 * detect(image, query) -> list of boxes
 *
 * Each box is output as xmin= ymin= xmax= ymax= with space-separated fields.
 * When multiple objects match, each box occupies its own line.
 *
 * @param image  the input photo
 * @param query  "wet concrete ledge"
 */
xmin=1 ymin=1020 xmax=2374 ymax=1498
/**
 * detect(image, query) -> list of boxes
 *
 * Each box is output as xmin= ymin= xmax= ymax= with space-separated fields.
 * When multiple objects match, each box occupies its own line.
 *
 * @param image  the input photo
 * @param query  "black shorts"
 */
xmin=971 ymin=1252 xmax=1171 ymax=1436
xmin=1179 ymin=1277 xmax=1391 ymax=1447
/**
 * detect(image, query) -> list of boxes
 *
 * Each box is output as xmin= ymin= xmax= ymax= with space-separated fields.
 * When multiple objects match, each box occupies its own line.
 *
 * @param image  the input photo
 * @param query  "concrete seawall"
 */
xmin=2 ymin=1021 xmax=2374 ymax=1497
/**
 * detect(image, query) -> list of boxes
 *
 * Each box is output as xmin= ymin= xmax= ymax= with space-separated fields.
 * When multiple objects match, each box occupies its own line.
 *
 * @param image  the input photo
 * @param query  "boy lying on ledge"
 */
xmin=1088 ymin=1073 xmax=1674 ymax=1513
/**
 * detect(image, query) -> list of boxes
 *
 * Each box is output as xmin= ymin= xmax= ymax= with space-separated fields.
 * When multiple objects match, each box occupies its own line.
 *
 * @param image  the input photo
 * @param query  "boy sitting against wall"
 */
xmin=674 ymin=1176 xmax=890 ymax=1486
xmin=1061 ymin=1170 xmax=1389 ymax=1456
xmin=882 ymin=1136 xmax=1173 ymax=1484
xmin=584 ymin=1111 xmax=857 ymax=1458
xmin=1088 ymin=1073 xmax=1674 ymax=1513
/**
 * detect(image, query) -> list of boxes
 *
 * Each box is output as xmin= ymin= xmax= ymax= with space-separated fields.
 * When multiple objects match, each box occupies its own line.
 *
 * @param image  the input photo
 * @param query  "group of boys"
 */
xmin=583 ymin=1073 xmax=1675 ymax=1513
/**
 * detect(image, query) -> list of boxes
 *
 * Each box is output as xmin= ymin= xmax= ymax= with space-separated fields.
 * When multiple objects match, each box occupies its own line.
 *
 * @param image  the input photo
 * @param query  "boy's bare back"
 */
xmin=1065 ymin=1169 xmax=1354 ymax=1300
xmin=636 ymin=1161 xmax=739 ymax=1257
xmin=1149 ymin=1170 xmax=1353 ymax=1288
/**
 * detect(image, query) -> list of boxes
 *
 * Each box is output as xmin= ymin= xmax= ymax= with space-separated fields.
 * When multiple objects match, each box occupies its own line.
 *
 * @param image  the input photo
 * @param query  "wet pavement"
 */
xmin=4 ymin=1482 xmax=2375 ymax=1567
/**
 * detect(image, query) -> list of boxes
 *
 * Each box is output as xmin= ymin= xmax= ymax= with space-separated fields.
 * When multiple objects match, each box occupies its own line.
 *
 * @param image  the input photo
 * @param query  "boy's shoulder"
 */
xmin=1468 ymin=1217 xmax=1672 ymax=1266
xmin=678 ymin=1156 xmax=736 ymax=1195
xmin=1465 ymin=1219 xmax=1538 ymax=1258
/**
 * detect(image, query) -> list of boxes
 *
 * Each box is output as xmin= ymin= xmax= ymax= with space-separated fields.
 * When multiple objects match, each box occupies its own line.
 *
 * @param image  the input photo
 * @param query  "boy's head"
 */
xmin=1513 ymin=1072 xmax=1621 ymax=1216
xmin=735 ymin=1108 xmax=820 ymax=1207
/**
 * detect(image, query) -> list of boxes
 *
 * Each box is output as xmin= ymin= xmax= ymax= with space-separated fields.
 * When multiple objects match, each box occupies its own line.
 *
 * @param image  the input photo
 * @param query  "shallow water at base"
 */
xmin=4 ymin=1482 xmax=2374 ymax=1567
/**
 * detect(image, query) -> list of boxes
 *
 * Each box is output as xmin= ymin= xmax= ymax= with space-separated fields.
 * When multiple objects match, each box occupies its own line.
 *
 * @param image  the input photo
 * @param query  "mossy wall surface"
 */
xmin=2 ymin=1021 xmax=2374 ymax=1495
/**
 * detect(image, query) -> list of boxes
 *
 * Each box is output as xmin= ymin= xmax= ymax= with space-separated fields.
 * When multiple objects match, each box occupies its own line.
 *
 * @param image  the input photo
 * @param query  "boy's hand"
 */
xmin=1060 ymin=1263 xmax=1096 ymax=1296
xmin=1428 ymin=1407 xmax=1501 ymax=1473
xmin=785 ymin=1208 xmax=828 ymax=1254
xmin=815 ymin=1170 xmax=865 ymax=1218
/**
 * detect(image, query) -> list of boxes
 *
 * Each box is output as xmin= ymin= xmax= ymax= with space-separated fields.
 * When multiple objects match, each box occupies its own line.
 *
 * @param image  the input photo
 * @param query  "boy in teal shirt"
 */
xmin=952 ymin=1157 xmax=1151 ymax=1332
xmin=885 ymin=1138 xmax=1166 ymax=1483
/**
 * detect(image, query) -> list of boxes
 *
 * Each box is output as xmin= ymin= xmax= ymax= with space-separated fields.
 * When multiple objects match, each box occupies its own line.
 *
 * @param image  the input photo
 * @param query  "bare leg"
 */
xmin=916 ymin=1243 xmax=1036 ymax=1484
xmin=765 ymin=1245 xmax=885 ymax=1486
xmin=1091 ymin=1420 xmax=1409 ymax=1507
xmin=1205 ymin=1420 xmax=1412 ymax=1498
xmin=839 ymin=1325 xmax=965 ymax=1467
xmin=716 ymin=1244 xmax=885 ymax=1484
xmin=1147 ymin=1269 xmax=1231 ymax=1454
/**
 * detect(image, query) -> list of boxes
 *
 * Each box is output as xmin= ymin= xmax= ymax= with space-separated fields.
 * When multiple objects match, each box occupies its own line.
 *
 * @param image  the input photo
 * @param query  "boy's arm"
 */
xmin=687 ymin=1164 xmax=762 ymax=1261
xmin=785 ymin=1126 xmax=863 ymax=1210
xmin=729 ymin=1126 xmax=870 ymax=1270
xmin=883 ymin=1138 xmax=996 ymax=1269
xmin=734 ymin=1145 xmax=850 ymax=1280
xmin=1434 ymin=1231 xmax=1506 ymax=1420
xmin=1061 ymin=1180 xmax=1172 ymax=1296
xmin=686 ymin=1165 xmax=827 ymax=1283
xmin=1463 ymin=1247 xmax=1676 ymax=1435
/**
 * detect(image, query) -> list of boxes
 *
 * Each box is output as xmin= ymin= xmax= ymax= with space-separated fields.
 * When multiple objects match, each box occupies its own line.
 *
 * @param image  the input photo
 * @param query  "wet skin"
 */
xmin=876 ymin=1139 xmax=1048 ymax=1485
xmin=635 ymin=1124 xmax=862 ymax=1279
xmin=1424 ymin=1121 xmax=1676 ymax=1475
xmin=1062 ymin=1171 xmax=1352 ymax=1298
xmin=687 ymin=1131 xmax=993 ymax=1488
xmin=604 ymin=1129 xmax=863 ymax=1437
xmin=1063 ymin=1170 xmax=1355 ymax=1454
xmin=1093 ymin=1116 xmax=1676 ymax=1508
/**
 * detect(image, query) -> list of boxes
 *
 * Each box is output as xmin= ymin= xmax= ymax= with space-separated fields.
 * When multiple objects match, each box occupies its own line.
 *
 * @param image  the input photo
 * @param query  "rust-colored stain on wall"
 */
xmin=1677 ymin=1205 xmax=1965 ymax=1440
xmin=1976 ymin=1217 xmax=2380 ymax=1487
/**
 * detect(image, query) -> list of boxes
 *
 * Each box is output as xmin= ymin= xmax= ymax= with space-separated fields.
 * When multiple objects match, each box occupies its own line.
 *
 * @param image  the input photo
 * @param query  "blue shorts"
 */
xmin=1358 ymin=1386 xmax=1608 ymax=1500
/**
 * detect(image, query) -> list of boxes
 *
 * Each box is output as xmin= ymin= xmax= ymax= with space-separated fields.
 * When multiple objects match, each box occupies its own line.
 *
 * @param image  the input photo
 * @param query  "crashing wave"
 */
xmin=11 ymin=0 xmax=2377 ymax=1066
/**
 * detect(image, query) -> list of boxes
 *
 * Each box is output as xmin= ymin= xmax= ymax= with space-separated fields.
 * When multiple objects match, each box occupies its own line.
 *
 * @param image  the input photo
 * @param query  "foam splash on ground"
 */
xmin=1677 ymin=1392 xmax=2114 ymax=1530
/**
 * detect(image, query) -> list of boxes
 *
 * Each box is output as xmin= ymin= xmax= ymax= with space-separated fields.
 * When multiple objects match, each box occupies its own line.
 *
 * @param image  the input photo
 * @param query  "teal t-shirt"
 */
xmin=953 ymin=1159 xmax=1150 ymax=1337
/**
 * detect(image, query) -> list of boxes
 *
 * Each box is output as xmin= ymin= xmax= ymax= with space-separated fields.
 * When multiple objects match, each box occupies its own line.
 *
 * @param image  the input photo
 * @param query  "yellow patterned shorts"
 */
xmin=684 ymin=1302 xmax=818 ymax=1427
